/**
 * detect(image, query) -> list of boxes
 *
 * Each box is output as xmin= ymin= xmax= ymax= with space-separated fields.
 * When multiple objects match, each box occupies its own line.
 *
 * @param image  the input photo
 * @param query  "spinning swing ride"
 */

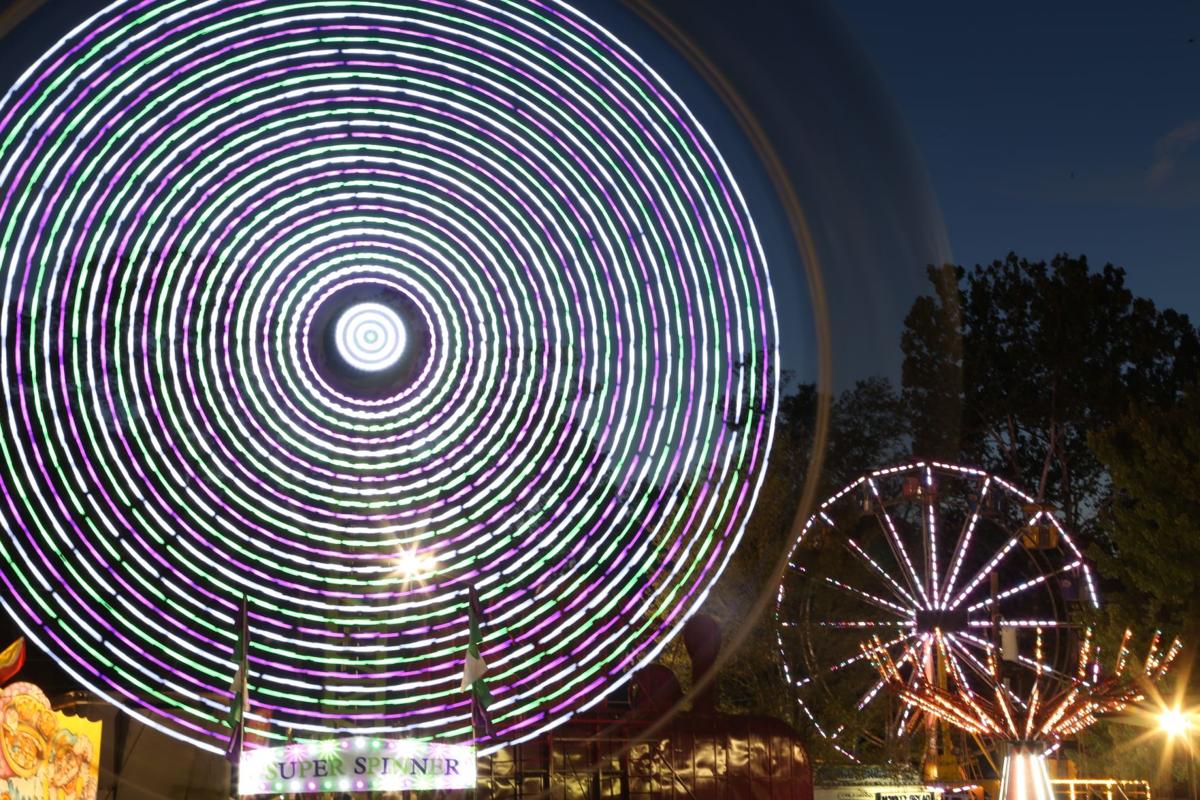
xmin=866 ymin=624 xmax=1181 ymax=800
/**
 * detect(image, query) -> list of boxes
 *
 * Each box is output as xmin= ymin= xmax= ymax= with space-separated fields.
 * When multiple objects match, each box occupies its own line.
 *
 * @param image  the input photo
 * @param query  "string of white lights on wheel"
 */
xmin=775 ymin=462 xmax=1099 ymax=762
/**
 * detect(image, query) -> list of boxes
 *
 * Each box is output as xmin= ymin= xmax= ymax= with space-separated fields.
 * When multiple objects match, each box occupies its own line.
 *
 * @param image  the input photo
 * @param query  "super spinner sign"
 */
xmin=239 ymin=739 xmax=476 ymax=794
xmin=0 ymin=0 xmax=777 ymax=752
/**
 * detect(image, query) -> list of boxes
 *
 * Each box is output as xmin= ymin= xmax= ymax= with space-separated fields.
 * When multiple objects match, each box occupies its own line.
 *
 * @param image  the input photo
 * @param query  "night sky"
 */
xmin=646 ymin=0 xmax=1200 ymax=385
xmin=841 ymin=1 xmax=1200 ymax=329
xmin=0 ymin=0 xmax=1195 ymax=701
xmin=1 ymin=1 xmax=1196 ymax=381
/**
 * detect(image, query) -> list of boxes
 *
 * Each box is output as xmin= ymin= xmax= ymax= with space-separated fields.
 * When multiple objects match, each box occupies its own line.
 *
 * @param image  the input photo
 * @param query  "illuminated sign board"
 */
xmin=238 ymin=737 xmax=475 ymax=794
xmin=815 ymin=787 xmax=938 ymax=800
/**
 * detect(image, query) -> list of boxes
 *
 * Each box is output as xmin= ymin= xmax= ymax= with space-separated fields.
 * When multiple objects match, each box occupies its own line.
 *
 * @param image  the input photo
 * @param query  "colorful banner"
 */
xmin=0 ymin=639 xmax=24 ymax=686
xmin=0 ymin=682 xmax=101 ymax=800
xmin=239 ymin=738 xmax=475 ymax=795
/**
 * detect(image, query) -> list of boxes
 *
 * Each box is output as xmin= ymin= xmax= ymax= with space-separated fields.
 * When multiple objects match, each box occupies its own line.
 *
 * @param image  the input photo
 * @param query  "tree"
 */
xmin=696 ymin=376 xmax=910 ymax=721
xmin=902 ymin=253 xmax=1200 ymax=536
xmin=1089 ymin=385 xmax=1200 ymax=642
xmin=822 ymin=376 xmax=910 ymax=486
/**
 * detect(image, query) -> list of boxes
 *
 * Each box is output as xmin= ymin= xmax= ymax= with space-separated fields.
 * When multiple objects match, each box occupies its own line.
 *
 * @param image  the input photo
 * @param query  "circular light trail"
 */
xmin=0 ymin=0 xmax=778 ymax=753
xmin=335 ymin=302 xmax=408 ymax=372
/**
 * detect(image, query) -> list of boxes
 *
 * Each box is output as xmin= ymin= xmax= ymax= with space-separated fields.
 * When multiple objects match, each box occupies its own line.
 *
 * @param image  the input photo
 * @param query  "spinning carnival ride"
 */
xmin=867 ymin=626 xmax=1182 ymax=800
xmin=0 ymin=0 xmax=778 ymax=753
xmin=776 ymin=462 xmax=1100 ymax=776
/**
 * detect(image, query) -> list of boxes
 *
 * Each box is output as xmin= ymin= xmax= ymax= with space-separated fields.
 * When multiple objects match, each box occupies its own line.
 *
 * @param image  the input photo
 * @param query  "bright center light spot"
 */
xmin=394 ymin=548 xmax=438 ymax=581
xmin=1160 ymin=707 xmax=1191 ymax=737
xmin=334 ymin=302 xmax=406 ymax=372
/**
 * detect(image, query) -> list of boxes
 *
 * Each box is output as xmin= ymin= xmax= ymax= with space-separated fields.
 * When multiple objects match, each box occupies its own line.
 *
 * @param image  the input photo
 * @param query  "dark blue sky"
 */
xmin=640 ymin=0 xmax=953 ymax=385
xmin=4 ymin=0 xmax=952 ymax=386
xmin=3 ymin=0 xmax=1195 ymax=385
xmin=839 ymin=1 xmax=1200 ymax=324
xmin=642 ymin=0 xmax=1200 ymax=385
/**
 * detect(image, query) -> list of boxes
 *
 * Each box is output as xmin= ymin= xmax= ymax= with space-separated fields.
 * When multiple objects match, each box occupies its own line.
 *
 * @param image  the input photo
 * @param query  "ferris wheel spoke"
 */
xmin=955 ymin=630 xmax=1001 ymax=652
xmin=937 ymin=634 xmax=1001 ymax=731
xmin=1015 ymin=654 xmax=1076 ymax=685
xmin=944 ymin=641 xmax=1010 ymax=731
xmin=941 ymin=476 xmax=991 ymax=606
xmin=934 ymin=631 xmax=970 ymax=692
xmin=819 ymin=632 xmax=915 ymax=682
xmin=967 ymin=619 xmax=1072 ymax=629
xmin=815 ymin=620 xmax=915 ymax=629
xmin=964 ymin=559 xmax=1084 ymax=613
xmin=945 ymin=635 xmax=1024 ymax=708
xmin=946 ymin=509 xmax=1047 ymax=610
xmin=840 ymin=536 xmax=922 ymax=609
xmin=944 ymin=634 xmax=995 ymax=681
xmin=867 ymin=478 xmax=930 ymax=607
xmin=954 ymin=629 xmax=1066 ymax=688
xmin=922 ymin=465 xmax=941 ymax=607
xmin=816 ymin=511 xmax=919 ymax=609
xmin=820 ymin=575 xmax=912 ymax=616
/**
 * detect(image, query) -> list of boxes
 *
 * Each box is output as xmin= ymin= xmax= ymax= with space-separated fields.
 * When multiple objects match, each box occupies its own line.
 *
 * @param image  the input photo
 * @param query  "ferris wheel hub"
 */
xmin=914 ymin=607 xmax=970 ymax=635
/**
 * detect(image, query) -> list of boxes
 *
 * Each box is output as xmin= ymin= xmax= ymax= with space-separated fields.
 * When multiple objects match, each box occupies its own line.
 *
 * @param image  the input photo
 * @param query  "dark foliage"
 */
xmin=902 ymin=253 xmax=1200 ymax=538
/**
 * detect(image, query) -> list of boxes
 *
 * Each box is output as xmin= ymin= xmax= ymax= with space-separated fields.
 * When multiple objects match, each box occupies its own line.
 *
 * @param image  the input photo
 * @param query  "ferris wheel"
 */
xmin=775 ymin=462 xmax=1100 ymax=769
xmin=0 ymin=0 xmax=778 ymax=752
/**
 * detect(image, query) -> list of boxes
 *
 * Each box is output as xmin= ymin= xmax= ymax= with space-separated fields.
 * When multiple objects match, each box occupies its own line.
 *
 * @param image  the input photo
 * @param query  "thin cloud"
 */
xmin=1035 ymin=118 xmax=1200 ymax=208
xmin=1146 ymin=118 xmax=1200 ymax=189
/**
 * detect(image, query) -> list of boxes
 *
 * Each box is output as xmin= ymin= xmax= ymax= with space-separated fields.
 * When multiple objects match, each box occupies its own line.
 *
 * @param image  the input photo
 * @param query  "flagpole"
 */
xmin=462 ymin=585 xmax=495 ymax=742
xmin=226 ymin=595 xmax=249 ymax=800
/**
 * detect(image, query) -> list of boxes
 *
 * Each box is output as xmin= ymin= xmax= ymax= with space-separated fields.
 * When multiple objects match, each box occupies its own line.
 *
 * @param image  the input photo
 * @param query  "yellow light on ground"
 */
xmin=1160 ymin=707 xmax=1192 ymax=738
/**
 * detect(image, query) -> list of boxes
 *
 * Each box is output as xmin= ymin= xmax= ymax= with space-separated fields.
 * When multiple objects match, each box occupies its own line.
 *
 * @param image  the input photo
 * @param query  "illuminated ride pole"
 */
xmin=997 ymin=743 xmax=1054 ymax=800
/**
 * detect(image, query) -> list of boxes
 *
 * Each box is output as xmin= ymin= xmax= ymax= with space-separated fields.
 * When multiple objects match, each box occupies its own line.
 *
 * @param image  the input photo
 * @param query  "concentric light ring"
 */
xmin=0 ymin=0 xmax=778 ymax=752
xmin=334 ymin=302 xmax=408 ymax=372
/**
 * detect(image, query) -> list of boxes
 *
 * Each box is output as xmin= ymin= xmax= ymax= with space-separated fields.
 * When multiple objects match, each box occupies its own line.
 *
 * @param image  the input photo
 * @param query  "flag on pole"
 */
xmin=224 ymin=596 xmax=249 ymax=763
xmin=460 ymin=586 xmax=493 ymax=737
xmin=0 ymin=637 xmax=25 ymax=686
